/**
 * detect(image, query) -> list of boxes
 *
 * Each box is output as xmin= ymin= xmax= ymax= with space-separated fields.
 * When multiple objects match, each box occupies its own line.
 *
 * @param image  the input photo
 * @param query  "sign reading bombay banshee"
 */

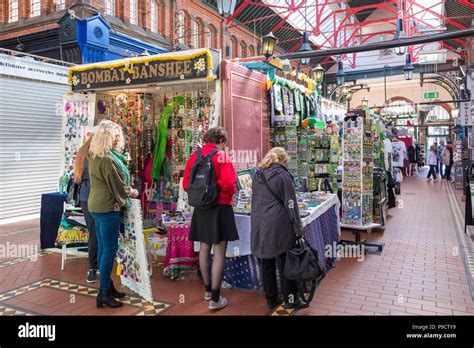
xmin=69 ymin=49 xmax=215 ymax=92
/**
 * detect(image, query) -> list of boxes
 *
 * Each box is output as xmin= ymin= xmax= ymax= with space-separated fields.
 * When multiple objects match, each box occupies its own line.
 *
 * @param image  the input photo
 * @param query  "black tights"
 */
xmin=199 ymin=241 xmax=227 ymax=302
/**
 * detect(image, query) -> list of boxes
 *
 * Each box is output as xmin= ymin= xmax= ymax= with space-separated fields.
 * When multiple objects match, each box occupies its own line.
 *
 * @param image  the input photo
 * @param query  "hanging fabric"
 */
xmin=273 ymin=84 xmax=283 ymax=112
xmin=151 ymin=96 xmax=185 ymax=179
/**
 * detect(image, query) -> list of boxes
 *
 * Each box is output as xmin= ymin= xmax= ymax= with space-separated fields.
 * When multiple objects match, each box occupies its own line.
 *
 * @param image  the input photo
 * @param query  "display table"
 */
xmin=40 ymin=192 xmax=67 ymax=249
xmin=194 ymin=194 xmax=341 ymax=291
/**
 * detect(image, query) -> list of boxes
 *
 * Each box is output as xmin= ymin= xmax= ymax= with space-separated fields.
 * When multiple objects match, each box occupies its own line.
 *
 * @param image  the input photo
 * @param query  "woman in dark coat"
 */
xmin=251 ymin=147 xmax=303 ymax=310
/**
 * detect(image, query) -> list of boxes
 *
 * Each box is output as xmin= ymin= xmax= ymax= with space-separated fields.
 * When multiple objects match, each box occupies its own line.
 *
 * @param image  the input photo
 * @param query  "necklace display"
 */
xmin=110 ymin=94 xmax=156 ymax=188
xmin=104 ymin=89 xmax=214 ymax=212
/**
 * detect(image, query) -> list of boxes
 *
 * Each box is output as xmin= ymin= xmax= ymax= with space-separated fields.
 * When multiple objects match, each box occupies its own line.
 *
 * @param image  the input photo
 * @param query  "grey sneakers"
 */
xmin=204 ymin=291 xmax=212 ymax=301
xmin=209 ymin=296 xmax=228 ymax=310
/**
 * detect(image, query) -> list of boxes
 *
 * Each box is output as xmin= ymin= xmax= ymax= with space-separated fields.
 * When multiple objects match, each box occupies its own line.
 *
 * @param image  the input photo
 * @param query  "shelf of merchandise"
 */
xmin=341 ymin=110 xmax=374 ymax=227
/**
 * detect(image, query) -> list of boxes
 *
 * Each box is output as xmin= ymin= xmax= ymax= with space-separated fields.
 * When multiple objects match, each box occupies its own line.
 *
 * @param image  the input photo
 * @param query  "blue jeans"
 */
xmin=427 ymin=165 xmax=437 ymax=179
xmin=91 ymin=211 xmax=120 ymax=291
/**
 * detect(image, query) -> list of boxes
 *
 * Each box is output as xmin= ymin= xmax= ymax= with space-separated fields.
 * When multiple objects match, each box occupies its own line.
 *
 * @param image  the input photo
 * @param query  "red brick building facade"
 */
xmin=0 ymin=0 xmax=280 ymax=58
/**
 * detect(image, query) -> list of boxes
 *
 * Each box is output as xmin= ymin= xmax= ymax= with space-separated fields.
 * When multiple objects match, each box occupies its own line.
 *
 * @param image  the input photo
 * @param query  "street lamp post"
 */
xmin=336 ymin=59 xmax=345 ymax=85
xmin=394 ymin=18 xmax=406 ymax=56
xmin=262 ymin=32 xmax=277 ymax=59
xmin=312 ymin=64 xmax=325 ymax=83
xmin=299 ymin=32 xmax=312 ymax=65
xmin=362 ymin=97 xmax=369 ymax=108
xmin=216 ymin=0 xmax=237 ymax=18
xmin=403 ymin=53 xmax=414 ymax=80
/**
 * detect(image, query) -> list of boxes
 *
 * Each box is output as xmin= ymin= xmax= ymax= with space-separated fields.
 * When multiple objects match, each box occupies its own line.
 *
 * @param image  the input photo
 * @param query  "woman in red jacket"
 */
xmin=183 ymin=127 xmax=238 ymax=311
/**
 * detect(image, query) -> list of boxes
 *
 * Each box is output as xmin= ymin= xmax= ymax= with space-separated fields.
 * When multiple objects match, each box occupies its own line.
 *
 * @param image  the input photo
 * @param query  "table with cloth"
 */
xmin=194 ymin=193 xmax=341 ymax=291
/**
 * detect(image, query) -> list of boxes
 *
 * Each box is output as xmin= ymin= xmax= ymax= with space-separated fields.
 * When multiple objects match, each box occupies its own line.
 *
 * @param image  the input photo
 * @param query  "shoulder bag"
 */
xmin=260 ymin=173 xmax=322 ymax=282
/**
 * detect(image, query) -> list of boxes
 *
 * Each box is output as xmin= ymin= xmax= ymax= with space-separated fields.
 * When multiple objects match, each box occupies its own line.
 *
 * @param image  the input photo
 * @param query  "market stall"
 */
xmin=192 ymin=190 xmax=340 ymax=291
xmin=53 ymin=48 xmax=222 ymax=300
xmin=219 ymin=63 xmax=342 ymax=290
xmin=340 ymin=109 xmax=391 ymax=252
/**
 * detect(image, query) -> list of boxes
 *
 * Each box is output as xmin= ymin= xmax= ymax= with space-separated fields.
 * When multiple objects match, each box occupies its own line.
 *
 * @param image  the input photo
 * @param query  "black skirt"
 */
xmin=189 ymin=204 xmax=239 ymax=244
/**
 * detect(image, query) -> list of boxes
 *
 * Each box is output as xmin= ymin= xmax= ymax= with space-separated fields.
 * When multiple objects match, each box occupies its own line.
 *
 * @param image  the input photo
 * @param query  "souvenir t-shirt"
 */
xmin=287 ymin=89 xmax=294 ymax=117
xmin=383 ymin=138 xmax=393 ymax=172
xmin=269 ymin=85 xmax=276 ymax=125
xmin=294 ymin=90 xmax=301 ymax=113
xmin=282 ymin=87 xmax=291 ymax=117
xmin=273 ymin=85 xmax=283 ymax=112
xmin=391 ymin=141 xmax=406 ymax=168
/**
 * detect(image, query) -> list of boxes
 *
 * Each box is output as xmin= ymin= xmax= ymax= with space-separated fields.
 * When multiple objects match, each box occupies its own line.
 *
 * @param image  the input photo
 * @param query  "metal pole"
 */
xmin=279 ymin=28 xmax=474 ymax=60
xmin=369 ymin=99 xmax=471 ymax=108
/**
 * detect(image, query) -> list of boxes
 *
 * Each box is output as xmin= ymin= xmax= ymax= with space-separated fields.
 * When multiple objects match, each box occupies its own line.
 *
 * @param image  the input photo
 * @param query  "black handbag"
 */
xmin=284 ymin=235 xmax=322 ymax=281
xmin=260 ymin=173 xmax=321 ymax=281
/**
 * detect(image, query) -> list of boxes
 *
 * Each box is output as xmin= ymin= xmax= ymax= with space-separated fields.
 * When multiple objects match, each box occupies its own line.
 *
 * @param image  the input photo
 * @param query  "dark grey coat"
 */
xmin=251 ymin=163 xmax=303 ymax=259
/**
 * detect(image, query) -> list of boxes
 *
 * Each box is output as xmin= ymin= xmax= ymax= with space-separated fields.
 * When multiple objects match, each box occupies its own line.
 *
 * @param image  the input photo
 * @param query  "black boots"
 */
xmin=96 ymin=289 xmax=123 ymax=309
xmin=110 ymin=280 xmax=126 ymax=299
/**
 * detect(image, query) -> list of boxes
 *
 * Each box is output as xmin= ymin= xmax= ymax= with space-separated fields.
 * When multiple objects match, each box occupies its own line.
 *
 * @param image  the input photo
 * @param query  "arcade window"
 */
xmin=9 ymin=0 xmax=18 ymax=22
xmin=151 ymin=1 xmax=158 ymax=33
xmin=31 ymin=0 xmax=41 ymax=17
xmin=130 ymin=0 xmax=138 ymax=25
xmin=56 ymin=0 xmax=65 ymax=11
xmin=105 ymin=0 xmax=115 ymax=16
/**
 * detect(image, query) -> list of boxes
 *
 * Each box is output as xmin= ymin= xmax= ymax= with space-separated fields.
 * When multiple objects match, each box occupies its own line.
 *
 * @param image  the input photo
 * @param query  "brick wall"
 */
xmin=0 ymin=0 xmax=6 ymax=23
xmin=0 ymin=0 xmax=270 ymax=59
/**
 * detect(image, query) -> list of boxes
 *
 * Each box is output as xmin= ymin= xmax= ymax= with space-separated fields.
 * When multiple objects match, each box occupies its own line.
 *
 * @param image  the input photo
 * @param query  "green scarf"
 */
xmin=151 ymin=95 xmax=185 ymax=179
xmin=107 ymin=149 xmax=131 ymax=208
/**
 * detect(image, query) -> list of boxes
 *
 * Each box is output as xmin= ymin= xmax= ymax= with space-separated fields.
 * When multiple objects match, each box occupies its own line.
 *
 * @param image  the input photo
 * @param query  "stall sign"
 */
xmin=460 ymin=101 xmax=474 ymax=126
xmin=69 ymin=50 xmax=213 ymax=92
xmin=0 ymin=54 xmax=69 ymax=84
xmin=454 ymin=137 xmax=463 ymax=163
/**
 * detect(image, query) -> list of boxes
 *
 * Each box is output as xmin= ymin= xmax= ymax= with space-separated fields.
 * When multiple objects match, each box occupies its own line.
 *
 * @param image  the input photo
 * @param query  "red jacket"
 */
xmin=183 ymin=143 xmax=237 ymax=206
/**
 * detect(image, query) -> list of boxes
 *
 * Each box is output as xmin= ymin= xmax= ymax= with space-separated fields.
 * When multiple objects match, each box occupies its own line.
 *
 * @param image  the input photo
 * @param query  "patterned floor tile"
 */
xmin=0 ymin=278 xmax=175 ymax=316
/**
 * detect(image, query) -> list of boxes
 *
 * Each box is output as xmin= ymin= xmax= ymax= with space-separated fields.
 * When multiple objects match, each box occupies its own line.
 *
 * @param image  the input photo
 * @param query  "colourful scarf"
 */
xmin=107 ymin=149 xmax=131 ymax=208
xmin=151 ymin=95 xmax=185 ymax=179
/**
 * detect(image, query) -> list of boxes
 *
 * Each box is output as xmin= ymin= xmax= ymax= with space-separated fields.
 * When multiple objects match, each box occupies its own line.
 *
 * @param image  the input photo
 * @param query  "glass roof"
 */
xmin=263 ymin=0 xmax=350 ymax=49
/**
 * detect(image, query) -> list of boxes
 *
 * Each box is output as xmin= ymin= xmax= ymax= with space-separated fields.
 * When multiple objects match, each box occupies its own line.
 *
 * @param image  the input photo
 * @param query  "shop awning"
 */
xmin=68 ymin=48 xmax=220 ymax=92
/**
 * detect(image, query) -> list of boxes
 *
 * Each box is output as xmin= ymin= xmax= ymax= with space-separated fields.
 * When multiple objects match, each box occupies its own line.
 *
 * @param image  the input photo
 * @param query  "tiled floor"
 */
xmin=0 ymin=168 xmax=473 ymax=316
xmin=299 ymin=169 xmax=474 ymax=316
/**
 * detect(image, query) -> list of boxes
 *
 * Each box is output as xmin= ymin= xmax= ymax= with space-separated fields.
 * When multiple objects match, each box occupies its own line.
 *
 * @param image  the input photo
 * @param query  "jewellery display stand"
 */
xmin=340 ymin=110 xmax=384 ymax=253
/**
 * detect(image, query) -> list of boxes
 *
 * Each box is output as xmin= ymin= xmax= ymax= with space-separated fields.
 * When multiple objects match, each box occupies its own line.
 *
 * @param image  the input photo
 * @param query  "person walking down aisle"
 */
xmin=183 ymin=127 xmax=238 ymax=311
xmin=88 ymin=120 xmax=139 ymax=309
xmin=427 ymin=145 xmax=438 ymax=181
xmin=442 ymin=141 xmax=454 ymax=181
xmin=73 ymin=137 xmax=99 ymax=283
xmin=433 ymin=142 xmax=439 ymax=175
xmin=251 ymin=148 xmax=303 ymax=310
xmin=438 ymin=140 xmax=445 ymax=178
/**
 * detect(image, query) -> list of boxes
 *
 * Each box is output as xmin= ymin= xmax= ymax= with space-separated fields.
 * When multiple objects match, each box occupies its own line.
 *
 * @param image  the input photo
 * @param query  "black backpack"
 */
xmin=187 ymin=149 xmax=219 ymax=209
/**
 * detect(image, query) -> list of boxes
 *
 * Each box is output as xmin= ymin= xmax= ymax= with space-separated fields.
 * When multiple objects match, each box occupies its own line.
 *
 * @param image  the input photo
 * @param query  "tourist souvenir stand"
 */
xmin=60 ymin=48 xmax=221 ymax=301
xmin=201 ymin=63 xmax=342 ymax=290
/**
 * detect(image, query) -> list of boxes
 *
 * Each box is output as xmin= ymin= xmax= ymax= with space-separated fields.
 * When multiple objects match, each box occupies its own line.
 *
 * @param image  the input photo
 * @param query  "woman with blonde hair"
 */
xmin=88 ymin=120 xmax=139 ymax=309
xmin=73 ymin=137 xmax=98 ymax=283
xmin=251 ymin=147 xmax=303 ymax=310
